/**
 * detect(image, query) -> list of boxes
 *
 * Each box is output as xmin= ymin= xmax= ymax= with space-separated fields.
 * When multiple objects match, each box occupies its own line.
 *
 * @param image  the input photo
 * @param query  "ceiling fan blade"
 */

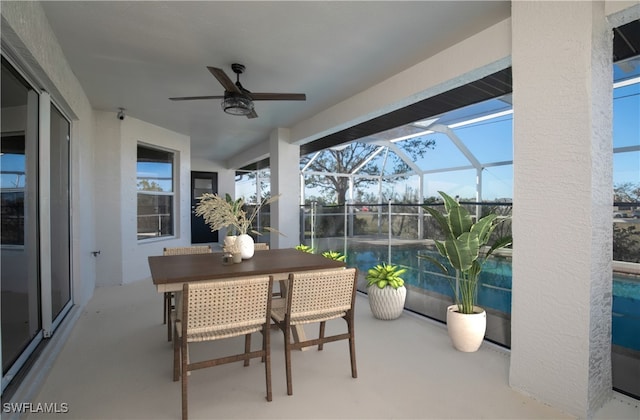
xmin=248 ymin=93 xmax=306 ymax=101
xmin=207 ymin=66 xmax=240 ymax=93
xmin=169 ymin=95 xmax=224 ymax=101
xmin=246 ymin=109 xmax=258 ymax=119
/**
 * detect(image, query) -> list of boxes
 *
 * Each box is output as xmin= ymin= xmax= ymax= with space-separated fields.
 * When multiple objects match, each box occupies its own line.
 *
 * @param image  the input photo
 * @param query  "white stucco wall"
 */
xmin=510 ymin=2 xmax=614 ymax=417
xmin=269 ymin=128 xmax=301 ymax=248
xmin=94 ymin=112 xmax=124 ymax=286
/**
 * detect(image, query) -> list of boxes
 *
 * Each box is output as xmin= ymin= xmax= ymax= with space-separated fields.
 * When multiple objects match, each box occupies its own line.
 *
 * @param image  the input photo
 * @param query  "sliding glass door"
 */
xmin=49 ymin=105 xmax=71 ymax=322
xmin=1 ymin=56 xmax=73 ymax=392
xmin=1 ymin=58 xmax=41 ymax=382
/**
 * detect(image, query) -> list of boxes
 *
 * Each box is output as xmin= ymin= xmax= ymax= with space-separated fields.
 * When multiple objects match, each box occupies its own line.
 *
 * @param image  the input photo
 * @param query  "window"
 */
xmin=137 ymin=144 xmax=174 ymax=240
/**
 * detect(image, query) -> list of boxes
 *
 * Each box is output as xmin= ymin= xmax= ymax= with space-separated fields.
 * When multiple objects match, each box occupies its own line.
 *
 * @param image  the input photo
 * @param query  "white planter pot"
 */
xmin=367 ymin=285 xmax=406 ymax=320
xmin=235 ymin=234 xmax=254 ymax=259
xmin=446 ymin=305 xmax=486 ymax=352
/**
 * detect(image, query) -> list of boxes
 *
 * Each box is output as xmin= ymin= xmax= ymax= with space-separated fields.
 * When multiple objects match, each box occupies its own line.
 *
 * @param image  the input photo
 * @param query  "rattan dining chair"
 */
xmin=254 ymin=242 xmax=269 ymax=250
xmin=162 ymin=246 xmax=212 ymax=341
xmin=173 ymin=276 xmax=274 ymax=420
xmin=271 ymin=267 xmax=358 ymax=395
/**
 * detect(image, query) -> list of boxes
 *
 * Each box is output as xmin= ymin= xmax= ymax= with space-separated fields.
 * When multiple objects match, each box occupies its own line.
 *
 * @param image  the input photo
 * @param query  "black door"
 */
xmin=191 ymin=171 xmax=218 ymax=244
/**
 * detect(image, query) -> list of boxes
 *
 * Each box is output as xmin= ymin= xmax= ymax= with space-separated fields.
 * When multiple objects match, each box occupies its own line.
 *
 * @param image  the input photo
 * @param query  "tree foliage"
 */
xmin=137 ymin=179 xmax=163 ymax=192
xmin=614 ymin=182 xmax=640 ymax=203
xmin=301 ymin=137 xmax=435 ymax=204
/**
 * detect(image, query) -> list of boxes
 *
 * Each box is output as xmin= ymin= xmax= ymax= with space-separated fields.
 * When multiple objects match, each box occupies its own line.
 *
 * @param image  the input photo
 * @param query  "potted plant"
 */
xmin=365 ymin=263 xmax=407 ymax=320
xmin=422 ymin=191 xmax=512 ymax=352
xmin=321 ymin=250 xmax=346 ymax=261
xmin=195 ymin=193 xmax=280 ymax=259
xmin=295 ymin=244 xmax=314 ymax=253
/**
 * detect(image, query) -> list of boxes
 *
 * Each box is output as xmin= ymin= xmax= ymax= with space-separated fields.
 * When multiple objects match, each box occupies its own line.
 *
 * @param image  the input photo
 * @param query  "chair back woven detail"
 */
xmin=185 ymin=278 xmax=271 ymax=339
xmin=161 ymin=245 xmax=212 ymax=341
xmin=287 ymin=268 xmax=356 ymax=324
xmin=254 ymin=243 xmax=269 ymax=250
xmin=163 ymin=245 xmax=212 ymax=256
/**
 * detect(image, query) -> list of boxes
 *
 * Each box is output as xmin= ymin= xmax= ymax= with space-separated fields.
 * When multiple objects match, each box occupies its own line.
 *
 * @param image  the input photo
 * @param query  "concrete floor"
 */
xmin=12 ymin=279 xmax=640 ymax=419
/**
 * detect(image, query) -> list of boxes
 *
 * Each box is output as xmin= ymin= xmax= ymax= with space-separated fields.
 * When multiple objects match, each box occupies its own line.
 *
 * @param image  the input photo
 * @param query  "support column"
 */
xmin=269 ymin=128 xmax=300 ymax=248
xmin=510 ymin=2 xmax=613 ymax=418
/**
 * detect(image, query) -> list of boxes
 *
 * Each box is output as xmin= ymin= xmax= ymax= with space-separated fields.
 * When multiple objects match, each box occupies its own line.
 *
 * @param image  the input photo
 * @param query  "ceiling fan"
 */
xmin=169 ymin=63 xmax=306 ymax=119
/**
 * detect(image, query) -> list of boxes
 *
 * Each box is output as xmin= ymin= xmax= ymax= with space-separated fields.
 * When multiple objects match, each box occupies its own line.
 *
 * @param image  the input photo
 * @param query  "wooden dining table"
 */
xmin=149 ymin=247 xmax=346 ymax=292
xmin=148 ymin=247 xmax=347 ymax=343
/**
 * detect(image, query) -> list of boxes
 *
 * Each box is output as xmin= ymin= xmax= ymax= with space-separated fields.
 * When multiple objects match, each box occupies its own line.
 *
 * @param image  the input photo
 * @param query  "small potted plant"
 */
xmin=195 ymin=193 xmax=280 ymax=259
xmin=422 ymin=191 xmax=512 ymax=352
xmin=365 ymin=262 xmax=407 ymax=320
xmin=322 ymin=250 xmax=346 ymax=261
xmin=295 ymin=244 xmax=314 ymax=253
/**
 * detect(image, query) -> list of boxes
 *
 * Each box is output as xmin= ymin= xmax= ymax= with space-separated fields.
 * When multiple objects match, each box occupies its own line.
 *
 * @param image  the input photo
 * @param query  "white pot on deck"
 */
xmin=446 ymin=305 xmax=486 ymax=352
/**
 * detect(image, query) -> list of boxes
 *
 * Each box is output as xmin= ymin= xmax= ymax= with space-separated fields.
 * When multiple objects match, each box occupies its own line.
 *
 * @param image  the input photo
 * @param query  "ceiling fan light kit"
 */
xmin=222 ymin=92 xmax=254 ymax=116
xmin=170 ymin=63 xmax=306 ymax=119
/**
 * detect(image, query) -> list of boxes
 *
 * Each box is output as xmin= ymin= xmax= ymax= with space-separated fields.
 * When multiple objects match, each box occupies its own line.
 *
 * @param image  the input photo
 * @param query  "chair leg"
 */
xmin=263 ymin=324 xmax=272 ymax=402
xmin=167 ymin=293 xmax=174 ymax=342
xmin=244 ymin=334 xmax=251 ymax=367
xmin=347 ymin=317 xmax=357 ymax=379
xmin=163 ymin=292 xmax=168 ymax=324
xmin=318 ymin=321 xmax=326 ymax=351
xmin=181 ymin=343 xmax=189 ymax=420
xmin=284 ymin=323 xmax=293 ymax=396
xmin=173 ymin=327 xmax=180 ymax=381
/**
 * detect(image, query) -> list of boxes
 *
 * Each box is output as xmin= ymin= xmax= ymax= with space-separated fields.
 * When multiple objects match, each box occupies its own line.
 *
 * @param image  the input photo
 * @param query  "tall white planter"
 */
xmin=367 ymin=286 xmax=406 ymax=320
xmin=235 ymin=234 xmax=254 ymax=259
xmin=446 ymin=305 xmax=486 ymax=352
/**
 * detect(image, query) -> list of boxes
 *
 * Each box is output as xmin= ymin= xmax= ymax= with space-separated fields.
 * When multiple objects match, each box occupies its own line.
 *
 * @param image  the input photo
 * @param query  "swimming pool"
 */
xmin=348 ymin=245 xmax=640 ymax=351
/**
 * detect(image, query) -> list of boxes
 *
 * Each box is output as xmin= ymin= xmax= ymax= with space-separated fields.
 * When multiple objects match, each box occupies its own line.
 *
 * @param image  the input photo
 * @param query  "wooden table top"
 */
xmin=148 ymin=248 xmax=346 ymax=289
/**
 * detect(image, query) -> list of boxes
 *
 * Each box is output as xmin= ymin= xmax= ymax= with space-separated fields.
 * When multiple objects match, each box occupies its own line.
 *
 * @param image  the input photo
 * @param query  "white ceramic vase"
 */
xmin=367 ymin=285 xmax=406 ymax=320
xmin=235 ymin=234 xmax=255 ymax=259
xmin=446 ymin=304 xmax=486 ymax=352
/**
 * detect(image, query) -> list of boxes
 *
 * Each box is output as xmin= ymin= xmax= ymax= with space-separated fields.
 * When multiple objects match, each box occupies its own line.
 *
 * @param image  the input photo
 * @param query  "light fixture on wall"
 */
xmin=221 ymin=92 xmax=254 ymax=116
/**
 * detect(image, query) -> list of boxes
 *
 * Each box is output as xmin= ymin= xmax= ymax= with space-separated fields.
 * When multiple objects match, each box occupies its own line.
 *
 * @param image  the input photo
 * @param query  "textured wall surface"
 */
xmin=270 ymin=128 xmax=301 ymax=248
xmin=510 ymin=1 xmax=613 ymax=417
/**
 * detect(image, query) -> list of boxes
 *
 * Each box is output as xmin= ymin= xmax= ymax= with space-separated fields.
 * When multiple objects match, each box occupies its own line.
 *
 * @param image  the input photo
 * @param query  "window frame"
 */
xmin=136 ymin=142 xmax=176 ymax=242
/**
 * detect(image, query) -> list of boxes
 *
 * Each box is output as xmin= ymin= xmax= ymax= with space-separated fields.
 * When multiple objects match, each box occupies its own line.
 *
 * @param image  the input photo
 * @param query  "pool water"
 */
xmin=349 ymin=246 xmax=640 ymax=351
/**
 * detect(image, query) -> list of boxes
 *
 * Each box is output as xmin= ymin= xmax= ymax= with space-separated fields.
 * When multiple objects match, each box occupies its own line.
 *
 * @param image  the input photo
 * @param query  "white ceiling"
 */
xmin=40 ymin=1 xmax=511 ymax=163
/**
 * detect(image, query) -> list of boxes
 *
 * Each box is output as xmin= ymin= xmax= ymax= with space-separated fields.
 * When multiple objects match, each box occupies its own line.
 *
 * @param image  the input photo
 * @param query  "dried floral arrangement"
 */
xmin=195 ymin=193 xmax=280 ymax=236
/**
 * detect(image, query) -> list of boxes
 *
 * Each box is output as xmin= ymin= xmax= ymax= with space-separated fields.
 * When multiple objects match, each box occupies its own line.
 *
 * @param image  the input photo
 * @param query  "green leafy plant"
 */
xmin=195 ymin=193 xmax=280 ymax=235
xmin=421 ymin=191 xmax=512 ymax=314
xmin=322 ymin=250 xmax=346 ymax=261
xmin=295 ymin=244 xmax=314 ymax=253
xmin=366 ymin=263 xmax=406 ymax=290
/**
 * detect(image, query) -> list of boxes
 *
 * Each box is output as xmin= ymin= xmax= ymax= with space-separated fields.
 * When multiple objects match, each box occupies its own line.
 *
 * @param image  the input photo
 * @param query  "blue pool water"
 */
xmin=349 ymin=246 xmax=640 ymax=351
